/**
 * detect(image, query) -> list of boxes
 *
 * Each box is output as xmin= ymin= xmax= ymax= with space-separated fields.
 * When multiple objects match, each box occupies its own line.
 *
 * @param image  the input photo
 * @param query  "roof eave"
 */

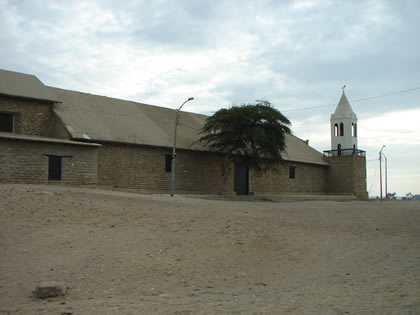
xmin=0 ymin=92 xmax=60 ymax=103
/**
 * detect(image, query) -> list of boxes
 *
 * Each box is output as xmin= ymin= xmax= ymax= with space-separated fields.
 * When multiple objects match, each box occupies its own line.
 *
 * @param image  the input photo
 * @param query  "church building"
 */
xmin=0 ymin=69 xmax=368 ymax=199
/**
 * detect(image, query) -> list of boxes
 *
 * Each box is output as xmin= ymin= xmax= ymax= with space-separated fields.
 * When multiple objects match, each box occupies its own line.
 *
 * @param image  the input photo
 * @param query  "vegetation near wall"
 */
xmin=197 ymin=100 xmax=291 ymax=193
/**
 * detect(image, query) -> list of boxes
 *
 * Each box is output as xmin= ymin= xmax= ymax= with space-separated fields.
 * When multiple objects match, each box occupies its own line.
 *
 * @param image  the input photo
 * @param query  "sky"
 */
xmin=1 ymin=0 xmax=419 ymax=196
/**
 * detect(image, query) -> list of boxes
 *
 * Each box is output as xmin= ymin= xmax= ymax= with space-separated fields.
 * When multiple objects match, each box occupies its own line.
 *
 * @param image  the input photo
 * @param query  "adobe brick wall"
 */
xmin=97 ymin=143 xmax=235 ymax=194
xmin=0 ymin=138 xmax=98 ymax=185
xmin=325 ymin=155 xmax=368 ymax=199
xmin=250 ymin=161 xmax=327 ymax=195
xmin=176 ymin=149 xmax=235 ymax=194
xmin=0 ymin=95 xmax=52 ymax=136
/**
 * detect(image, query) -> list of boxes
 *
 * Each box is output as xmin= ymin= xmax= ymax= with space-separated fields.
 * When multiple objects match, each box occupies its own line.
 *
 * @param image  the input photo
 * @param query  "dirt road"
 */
xmin=0 ymin=184 xmax=419 ymax=314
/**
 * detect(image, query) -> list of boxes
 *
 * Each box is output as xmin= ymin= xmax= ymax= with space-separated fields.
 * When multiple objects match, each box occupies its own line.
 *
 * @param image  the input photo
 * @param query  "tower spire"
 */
xmin=330 ymin=87 xmax=358 ymax=155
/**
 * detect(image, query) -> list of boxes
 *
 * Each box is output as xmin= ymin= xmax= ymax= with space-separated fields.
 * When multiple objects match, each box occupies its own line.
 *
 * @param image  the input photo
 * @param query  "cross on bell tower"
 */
xmin=330 ymin=86 xmax=358 ymax=156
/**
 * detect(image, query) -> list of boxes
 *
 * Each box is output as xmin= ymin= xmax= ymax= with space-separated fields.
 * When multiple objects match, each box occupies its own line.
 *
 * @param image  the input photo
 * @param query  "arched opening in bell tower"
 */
xmin=334 ymin=124 xmax=339 ymax=137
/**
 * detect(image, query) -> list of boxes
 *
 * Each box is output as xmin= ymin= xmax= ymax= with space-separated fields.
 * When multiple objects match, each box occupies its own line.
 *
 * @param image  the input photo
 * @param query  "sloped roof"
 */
xmin=0 ymin=69 xmax=59 ymax=102
xmin=50 ymin=87 xmax=206 ymax=151
xmin=49 ymin=87 xmax=328 ymax=166
xmin=332 ymin=92 xmax=357 ymax=119
xmin=281 ymin=135 xmax=328 ymax=165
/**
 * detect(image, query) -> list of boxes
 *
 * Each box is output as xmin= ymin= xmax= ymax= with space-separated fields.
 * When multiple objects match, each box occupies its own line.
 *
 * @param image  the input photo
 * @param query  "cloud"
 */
xmin=1 ymin=0 xmax=419 ymax=115
xmin=360 ymin=109 xmax=420 ymax=147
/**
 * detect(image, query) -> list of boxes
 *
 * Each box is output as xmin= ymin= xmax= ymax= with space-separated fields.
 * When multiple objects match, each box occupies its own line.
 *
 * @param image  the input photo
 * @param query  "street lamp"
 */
xmin=382 ymin=152 xmax=388 ymax=198
xmin=170 ymin=97 xmax=194 ymax=197
xmin=379 ymin=145 xmax=386 ymax=199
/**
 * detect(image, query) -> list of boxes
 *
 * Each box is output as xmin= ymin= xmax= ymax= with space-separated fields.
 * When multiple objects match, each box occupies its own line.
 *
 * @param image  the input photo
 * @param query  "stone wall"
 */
xmin=326 ymin=155 xmax=368 ymax=199
xmin=97 ymin=143 xmax=235 ymax=194
xmin=0 ymin=95 xmax=52 ymax=136
xmin=0 ymin=137 xmax=98 ymax=185
xmin=95 ymin=143 xmax=330 ymax=195
xmin=250 ymin=161 xmax=327 ymax=195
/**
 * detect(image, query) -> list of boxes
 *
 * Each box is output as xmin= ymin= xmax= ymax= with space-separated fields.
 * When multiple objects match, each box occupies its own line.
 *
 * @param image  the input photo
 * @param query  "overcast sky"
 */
xmin=1 ymin=0 xmax=419 ymax=196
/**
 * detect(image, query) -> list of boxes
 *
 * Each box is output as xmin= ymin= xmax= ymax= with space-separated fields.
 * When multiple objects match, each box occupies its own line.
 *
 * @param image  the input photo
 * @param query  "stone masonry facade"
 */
xmin=251 ymin=161 xmax=327 ymax=195
xmin=0 ymin=137 xmax=98 ymax=185
xmin=96 ymin=142 xmax=331 ymax=196
xmin=0 ymin=95 xmax=53 ymax=136
xmin=326 ymin=155 xmax=368 ymax=199
xmin=97 ymin=143 xmax=234 ymax=194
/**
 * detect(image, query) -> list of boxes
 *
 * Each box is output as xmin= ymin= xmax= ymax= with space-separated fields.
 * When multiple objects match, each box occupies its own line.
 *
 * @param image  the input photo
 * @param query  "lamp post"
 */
xmin=379 ymin=145 xmax=386 ymax=199
xmin=382 ymin=152 xmax=388 ymax=198
xmin=170 ymin=97 xmax=194 ymax=197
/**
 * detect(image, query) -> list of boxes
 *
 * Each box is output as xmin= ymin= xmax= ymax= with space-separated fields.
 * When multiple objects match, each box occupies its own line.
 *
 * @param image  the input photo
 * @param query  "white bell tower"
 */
xmin=330 ymin=87 xmax=358 ymax=156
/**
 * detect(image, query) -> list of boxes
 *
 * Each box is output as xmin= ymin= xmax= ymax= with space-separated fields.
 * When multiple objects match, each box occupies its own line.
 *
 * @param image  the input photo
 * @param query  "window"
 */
xmin=334 ymin=124 xmax=339 ymax=137
xmin=0 ymin=113 xmax=13 ymax=132
xmin=289 ymin=166 xmax=296 ymax=179
xmin=48 ymin=156 xmax=62 ymax=180
xmin=354 ymin=123 xmax=357 ymax=137
xmin=165 ymin=154 xmax=172 ymax=172
xmin=340 ymin=123 xmax=344 ymax=136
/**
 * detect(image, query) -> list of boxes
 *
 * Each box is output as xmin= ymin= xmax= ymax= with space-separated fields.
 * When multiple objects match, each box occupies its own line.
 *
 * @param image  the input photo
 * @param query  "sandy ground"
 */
xmin=0 ymin=184 xmax=419 ymax=314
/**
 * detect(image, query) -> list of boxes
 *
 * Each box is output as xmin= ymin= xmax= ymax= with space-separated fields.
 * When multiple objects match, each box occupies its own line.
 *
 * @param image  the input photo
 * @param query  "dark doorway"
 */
xmin=165 ymin=154 xmax=172 ymax=172
xmin=44 ymin=154 xmax=72 ymax=181
xmin=48 ymin=156 xmax=62 ymax=180
xmin=234 ymin=162 xmax=249 ymax=195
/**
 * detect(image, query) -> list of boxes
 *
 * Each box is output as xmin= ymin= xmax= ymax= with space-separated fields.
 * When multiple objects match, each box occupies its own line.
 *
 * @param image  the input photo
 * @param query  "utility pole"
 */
xmin=170 ymin=97 xmax=194 ymax=197
xmin=383 ymin=153 xmax=388 ymax=198
xmin=379 ymin=145 xmax=386 ymax=199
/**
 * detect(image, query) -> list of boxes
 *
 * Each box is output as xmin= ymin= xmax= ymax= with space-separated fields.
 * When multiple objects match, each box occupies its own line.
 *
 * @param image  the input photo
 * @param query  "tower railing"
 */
xmin=323 ymin=148 xmax=366 ymax=157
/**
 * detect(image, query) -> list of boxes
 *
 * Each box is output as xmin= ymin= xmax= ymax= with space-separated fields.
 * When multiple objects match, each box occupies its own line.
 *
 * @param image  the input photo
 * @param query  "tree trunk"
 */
xmin=219 ymin=153 xmax=232 ymax=195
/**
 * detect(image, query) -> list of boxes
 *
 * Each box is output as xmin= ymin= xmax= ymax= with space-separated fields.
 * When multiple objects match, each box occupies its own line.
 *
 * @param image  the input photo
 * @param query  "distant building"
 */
xmin=0 ymin=69 xmax=367 ymax=198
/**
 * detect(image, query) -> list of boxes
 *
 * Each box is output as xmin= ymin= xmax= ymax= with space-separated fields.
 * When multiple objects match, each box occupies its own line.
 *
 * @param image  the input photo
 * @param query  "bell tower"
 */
xmin=324 ymin=86 xmax=368 ymax=199
xmin=330 ymin=86 xmax=358 ymax=155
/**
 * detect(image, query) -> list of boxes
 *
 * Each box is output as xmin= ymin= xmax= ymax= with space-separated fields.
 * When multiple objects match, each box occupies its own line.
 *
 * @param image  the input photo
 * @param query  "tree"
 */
xmin=197 ymin=100 xmax=291 ymax=194
xmin=386 ymin=192 xmax=396 ymax=200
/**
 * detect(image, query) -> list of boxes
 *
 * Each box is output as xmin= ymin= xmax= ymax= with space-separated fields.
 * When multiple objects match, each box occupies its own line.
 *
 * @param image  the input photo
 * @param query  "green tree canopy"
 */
xmin=197 ymin=100 xmax=291 ymax=193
